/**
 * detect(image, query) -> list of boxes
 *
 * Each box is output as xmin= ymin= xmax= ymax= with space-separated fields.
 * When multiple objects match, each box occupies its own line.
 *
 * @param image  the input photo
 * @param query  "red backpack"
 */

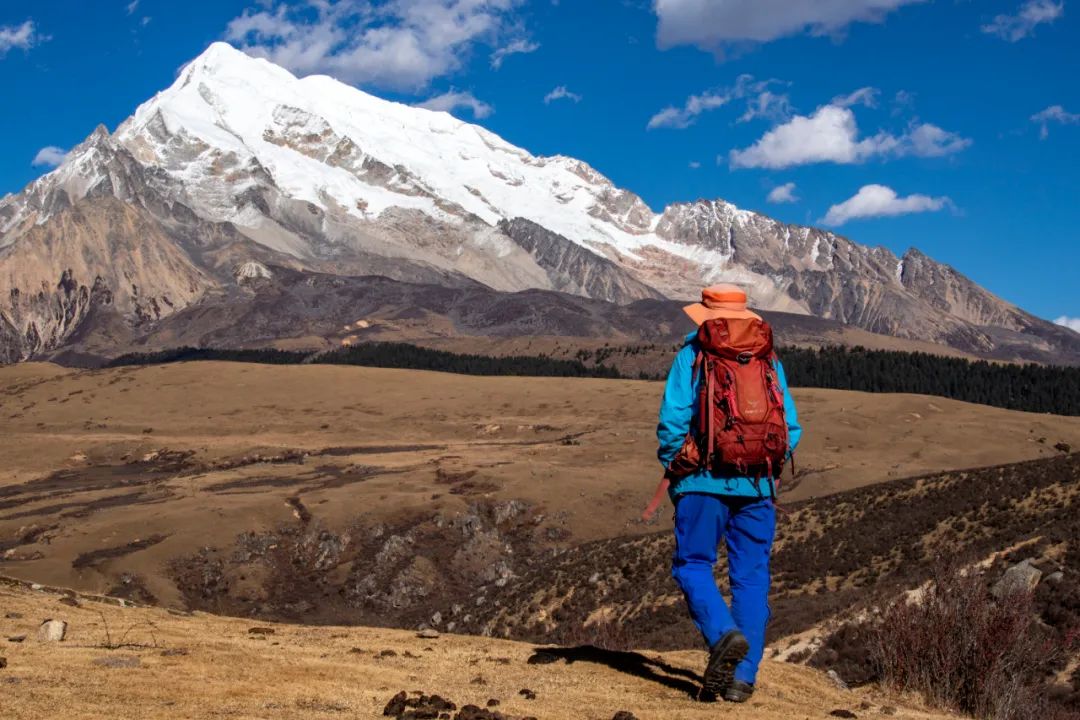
xmin=644 ymin=317 xmax=789 ymax=519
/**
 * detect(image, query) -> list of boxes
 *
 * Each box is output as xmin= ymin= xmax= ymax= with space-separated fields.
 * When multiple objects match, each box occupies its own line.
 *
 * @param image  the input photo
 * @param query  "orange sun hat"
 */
xmin=683 ymin=283 xmax=762 ymax=326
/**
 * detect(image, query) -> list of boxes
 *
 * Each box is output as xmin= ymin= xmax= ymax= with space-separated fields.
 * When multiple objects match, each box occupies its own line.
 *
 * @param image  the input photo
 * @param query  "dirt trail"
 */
xmin=0 ymin=579 xmax=951 ymax=720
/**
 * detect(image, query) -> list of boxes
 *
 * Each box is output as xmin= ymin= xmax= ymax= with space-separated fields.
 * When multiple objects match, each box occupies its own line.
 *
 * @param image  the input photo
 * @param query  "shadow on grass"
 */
xmin=528 ymin=646 xmax=706 ymax=700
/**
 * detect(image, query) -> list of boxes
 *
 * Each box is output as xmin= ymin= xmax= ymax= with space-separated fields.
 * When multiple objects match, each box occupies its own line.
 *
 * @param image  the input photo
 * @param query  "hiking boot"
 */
xmin=723 ymin=679 xmax=754 ymax=703
xmin=702 ymin=629 xmax=750 ymax=696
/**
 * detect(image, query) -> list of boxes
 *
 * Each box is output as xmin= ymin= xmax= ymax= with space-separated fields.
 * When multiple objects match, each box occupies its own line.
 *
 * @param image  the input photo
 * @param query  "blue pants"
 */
xmin=671 ymin=493 xmax=775 ymax=685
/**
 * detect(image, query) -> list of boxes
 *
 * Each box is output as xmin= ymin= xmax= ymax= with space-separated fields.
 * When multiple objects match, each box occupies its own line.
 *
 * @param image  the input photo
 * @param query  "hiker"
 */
xmin=653 ymin=284 xmax=802 ymax=703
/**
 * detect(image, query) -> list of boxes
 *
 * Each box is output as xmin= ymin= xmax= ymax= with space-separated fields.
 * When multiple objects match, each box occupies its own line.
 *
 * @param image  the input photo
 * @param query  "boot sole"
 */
xmin=703 ymin=633 xmax=750 ymax=695
xmin=723 ymin=686 xmax=754 ymax=703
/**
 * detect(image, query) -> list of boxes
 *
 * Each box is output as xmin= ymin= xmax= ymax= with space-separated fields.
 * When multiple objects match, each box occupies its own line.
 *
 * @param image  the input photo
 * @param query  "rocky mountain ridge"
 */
xmin=1 ymin=42 xmax=1076 ymax=363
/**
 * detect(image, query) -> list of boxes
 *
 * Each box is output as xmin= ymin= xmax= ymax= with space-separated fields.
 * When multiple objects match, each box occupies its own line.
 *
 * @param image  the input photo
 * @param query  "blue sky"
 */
xmin=1 ymin=1 xmax=1077 ymax=326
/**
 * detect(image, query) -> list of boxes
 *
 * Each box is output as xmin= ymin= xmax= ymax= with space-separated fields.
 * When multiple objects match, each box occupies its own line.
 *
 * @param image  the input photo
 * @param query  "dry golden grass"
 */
xmin=2 ymin=361 xmax=1078 ymax=606
xmin=0 ymin=579 xmax=953 ymax=720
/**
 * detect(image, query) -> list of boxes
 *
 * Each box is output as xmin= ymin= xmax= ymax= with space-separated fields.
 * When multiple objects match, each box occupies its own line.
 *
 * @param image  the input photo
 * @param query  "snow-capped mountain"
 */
xmin=1 ymin=42 xmax=1076 ymax=363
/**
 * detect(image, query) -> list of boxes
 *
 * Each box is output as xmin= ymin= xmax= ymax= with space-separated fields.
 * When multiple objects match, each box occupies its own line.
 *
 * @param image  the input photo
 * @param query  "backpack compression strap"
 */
xmin=641 ymin=475 xmax=671 ymax=522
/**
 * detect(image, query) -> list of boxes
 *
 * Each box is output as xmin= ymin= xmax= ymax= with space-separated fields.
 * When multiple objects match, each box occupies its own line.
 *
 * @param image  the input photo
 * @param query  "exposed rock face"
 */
xmin=1 ymin=42 xmax=1076 ymax=363
xmin=1 ymin=198 xmax=212 ymax=359
xmin=498 ymin=218 xmax=663 ymax=304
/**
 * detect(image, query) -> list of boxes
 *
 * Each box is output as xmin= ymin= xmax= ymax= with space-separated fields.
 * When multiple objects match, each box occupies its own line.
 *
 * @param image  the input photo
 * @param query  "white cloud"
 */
xmin=729 ymin=104 xmax=971 ymax=169
xmin=649 ymin=74 xmax=787 ymax=129
xmin=416 ymin=89 xmax=493 ymax=118
xmin=906 ymin=123 xmax=973 ymax=157
xmin=822 ymin=184 xmax=950 ymax=225
xmin=127 ymin=0 xmax=140 ymax=14
xmin=892 ymin=89 xmax=915 ymax=115
xmin=689 ymin=160 xmax=701 ymax=169
xmin=832 ymin=86 xmax=879 ymax=108
xmin=730 ymin=105 xmax=881 ymax=168
xmin=738 ymin=90 xmax=792 ymax=123
xmin=0 ymin=20 xmax=44 ymax=56
xmin=648 ymin=89 xmax=729 ymax=129
xmin=32 ymin=146 xmax=68 ymax=168
xmin=1031 ymin=105 xmax=1080 ymax=139
xmin=490 ymin=37 xmax=538 ymax=68
xmin=653 ymin=0 xmax=925 ymax=50
xmin=225 ymin=0 xmax=526 ymax=92
xmin=982 ymin=0 xmax=1063 ymax=42
xmin=767 ymin=182 xmax=798 ymax=204
xmin=1055 ymin=316 xmax=1080 ymax=333
xmin=544 ymin=85 xmax=581 ymax=104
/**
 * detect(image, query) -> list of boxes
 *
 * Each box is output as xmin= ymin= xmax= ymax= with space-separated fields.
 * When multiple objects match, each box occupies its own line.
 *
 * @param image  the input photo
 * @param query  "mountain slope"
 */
xmin=1 ymin=42 xmax=1076 ymax=363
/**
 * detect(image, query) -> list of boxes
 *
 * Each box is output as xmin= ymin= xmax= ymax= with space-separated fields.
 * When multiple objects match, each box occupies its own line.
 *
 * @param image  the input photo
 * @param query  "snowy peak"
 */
xmin=1 ymin=42 xmax=1074 ymax=364
xmin=112 ymin=42 xmax=669 ymax=255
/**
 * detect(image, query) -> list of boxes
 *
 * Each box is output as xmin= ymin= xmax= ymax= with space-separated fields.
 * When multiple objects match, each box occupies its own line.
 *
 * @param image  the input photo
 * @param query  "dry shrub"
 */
xmin=808 ymin=621 xmax=878 ymax=686
xmin=870 ymin=566 xmax=1073 ymax=720
xmin=560 ymin=618 xmax=633 ymax=652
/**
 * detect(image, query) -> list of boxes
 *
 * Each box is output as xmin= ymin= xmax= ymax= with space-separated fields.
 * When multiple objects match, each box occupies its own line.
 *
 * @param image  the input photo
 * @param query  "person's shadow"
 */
xmin=528 ymin=646 xmax=713 ymax=701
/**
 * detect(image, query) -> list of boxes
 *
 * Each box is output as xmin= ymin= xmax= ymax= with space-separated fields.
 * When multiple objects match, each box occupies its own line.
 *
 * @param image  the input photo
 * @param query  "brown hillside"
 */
xmin=459 ymin=454 xmax=1080 ymax=655
xmin=1 ymin=361 xmax=1078 ymax=632
xmin=0 ymin=578 xmax=951 ymax=720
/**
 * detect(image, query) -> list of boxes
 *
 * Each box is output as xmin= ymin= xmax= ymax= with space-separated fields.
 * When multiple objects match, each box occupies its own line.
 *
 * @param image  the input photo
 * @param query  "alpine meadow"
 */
xmin=1 ymin=2 xmax=1079 ymax=719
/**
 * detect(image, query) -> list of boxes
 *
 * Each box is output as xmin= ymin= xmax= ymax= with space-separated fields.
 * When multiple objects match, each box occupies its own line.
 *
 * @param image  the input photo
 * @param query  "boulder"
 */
xmin=993 ymin=559 xmax=1042 ymax=598
xmin=37 ymin=619 xmax=67 ymax=642
xmin=827 ymin=669 xmax=850 ymax=691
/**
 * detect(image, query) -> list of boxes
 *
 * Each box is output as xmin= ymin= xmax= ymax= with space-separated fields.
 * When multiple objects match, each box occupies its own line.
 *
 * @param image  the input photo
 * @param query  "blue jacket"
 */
xmin=657 ymin=332 xmax=802 ymax=498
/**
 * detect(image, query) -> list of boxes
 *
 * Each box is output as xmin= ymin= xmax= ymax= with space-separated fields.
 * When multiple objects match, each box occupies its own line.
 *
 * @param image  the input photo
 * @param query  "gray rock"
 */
xmin=993 ymin=559 xmax=1042 ymax=598
xmin=417 ymin=628 xmax=440 ymax=639
xmin=37 ymin=619 xmax=67 ymax=642
xmin=827 ymin=669 xmax=850 ymax=691
xmin=492 ymin=499 xmax=529 ymax=526
xmin=1046 ymin=571 xmax=1065 ymax=585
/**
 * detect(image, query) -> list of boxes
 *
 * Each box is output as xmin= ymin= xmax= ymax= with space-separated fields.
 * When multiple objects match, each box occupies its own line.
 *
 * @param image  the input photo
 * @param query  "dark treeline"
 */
xmin=106 ymin=342 xmax=1080 ymax=416
xmin=107 ymin=344 xmax=622 ymax=379
xmin=107 ymin=347 xmax=311 ymax=366
xmin=779 ymin=345 xmax=1080 ymax=416
xmin=316 ymin=343 xmax=622 ymax=378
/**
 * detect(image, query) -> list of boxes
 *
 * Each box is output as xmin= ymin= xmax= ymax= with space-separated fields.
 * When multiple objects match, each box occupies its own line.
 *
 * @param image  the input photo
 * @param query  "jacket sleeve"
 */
xmin=656 ymin=345 xmax=696 ymax=468
xmin=775 ymin=359 xmax=802 ymax=454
